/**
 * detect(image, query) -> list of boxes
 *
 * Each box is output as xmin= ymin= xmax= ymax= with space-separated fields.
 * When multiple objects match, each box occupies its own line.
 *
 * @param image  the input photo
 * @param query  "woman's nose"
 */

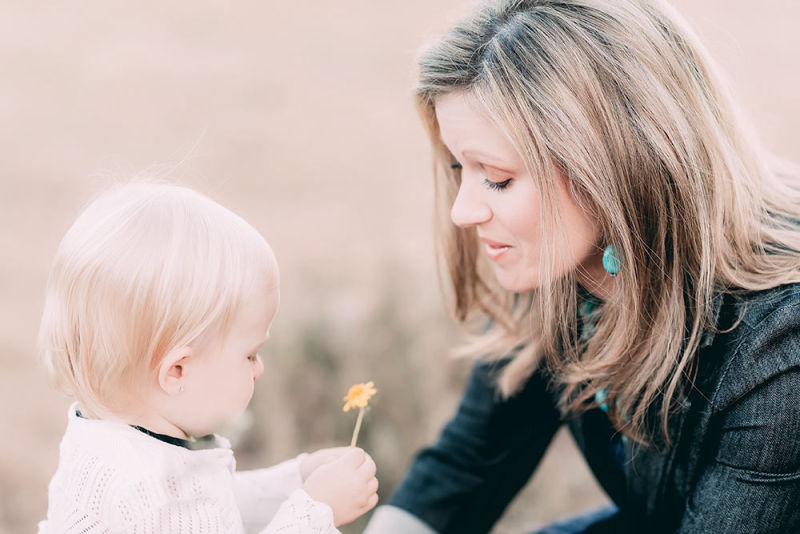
xmin=253 ymin=354 xmax=264 ymax=381
xmin=450 ymin=178 xmax=491 ymax=228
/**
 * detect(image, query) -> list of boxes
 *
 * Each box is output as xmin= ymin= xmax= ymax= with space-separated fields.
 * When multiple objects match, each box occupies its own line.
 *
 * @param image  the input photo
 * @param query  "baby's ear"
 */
xmin=157 ymin=346 xmax=192 ymax=395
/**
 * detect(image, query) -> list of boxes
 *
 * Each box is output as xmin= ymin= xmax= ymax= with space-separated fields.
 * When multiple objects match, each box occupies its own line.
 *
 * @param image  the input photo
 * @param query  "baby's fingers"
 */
xmin=365 ymin=493 xmax=379 ymax=511
xmin=357 ymin=454 xmax=377 ymax=480
xmin=338 ymin=447 xmax=367 ymax=469
xmin=356 ymin=476 xmax=379 ymax=513
xmin=319 ymin=446 xmax=351 ymax=461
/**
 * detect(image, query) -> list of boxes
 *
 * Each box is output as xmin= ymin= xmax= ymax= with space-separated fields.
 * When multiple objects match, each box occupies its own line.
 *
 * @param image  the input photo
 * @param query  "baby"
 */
xmin=37 ymin=181 xmax=379 ymax=533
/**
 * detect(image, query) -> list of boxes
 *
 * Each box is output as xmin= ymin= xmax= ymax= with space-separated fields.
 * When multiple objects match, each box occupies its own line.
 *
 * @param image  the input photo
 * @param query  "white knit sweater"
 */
xmin=38 ymin=404 xmax=340 ymax=534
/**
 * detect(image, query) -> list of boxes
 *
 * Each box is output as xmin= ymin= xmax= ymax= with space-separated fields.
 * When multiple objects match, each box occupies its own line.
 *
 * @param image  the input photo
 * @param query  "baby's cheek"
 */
xmin=242 ymin=376 xmax=256 ymax=401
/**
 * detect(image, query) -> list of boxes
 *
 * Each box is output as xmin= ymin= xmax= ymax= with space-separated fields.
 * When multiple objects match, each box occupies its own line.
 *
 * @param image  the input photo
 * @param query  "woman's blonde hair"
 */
xmin=417 ymin=0 xmax=800 ymax=444
xmin=38 ymin=181 xmax=276 ymax=419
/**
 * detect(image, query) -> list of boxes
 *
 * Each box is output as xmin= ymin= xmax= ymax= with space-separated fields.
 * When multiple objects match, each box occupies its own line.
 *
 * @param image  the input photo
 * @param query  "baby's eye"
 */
xmin=247 ymin=353 xmax=259 ymax=362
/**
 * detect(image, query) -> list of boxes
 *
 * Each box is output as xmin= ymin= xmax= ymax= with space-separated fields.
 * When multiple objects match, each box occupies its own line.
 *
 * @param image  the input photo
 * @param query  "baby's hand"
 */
xmin=300 ymin=447 xmax=351 ymax=481
xmin=302 ymin=447 xmax=379 ymax=526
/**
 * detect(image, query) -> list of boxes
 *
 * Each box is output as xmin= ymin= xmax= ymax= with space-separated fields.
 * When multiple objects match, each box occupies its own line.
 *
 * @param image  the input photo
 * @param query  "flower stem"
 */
xmin=350 ymin=407 xmax=365 ymax=447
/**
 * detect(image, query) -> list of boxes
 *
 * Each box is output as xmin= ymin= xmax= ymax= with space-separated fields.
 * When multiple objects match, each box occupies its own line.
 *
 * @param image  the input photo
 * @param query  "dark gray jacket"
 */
xmin=388 ymin=284 xmax=800 ymax=533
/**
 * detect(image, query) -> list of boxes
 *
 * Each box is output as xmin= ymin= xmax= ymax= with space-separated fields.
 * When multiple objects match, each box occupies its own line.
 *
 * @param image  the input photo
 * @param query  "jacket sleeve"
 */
xmin=677 ymin=315 xmax=800 ymax=533
xmin=383 ymin=360 xmax=562 ymax=534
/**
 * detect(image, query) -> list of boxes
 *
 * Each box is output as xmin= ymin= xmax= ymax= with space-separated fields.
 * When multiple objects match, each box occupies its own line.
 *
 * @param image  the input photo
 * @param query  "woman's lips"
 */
xmin=480 ymin=237 xmax=511 ymax=261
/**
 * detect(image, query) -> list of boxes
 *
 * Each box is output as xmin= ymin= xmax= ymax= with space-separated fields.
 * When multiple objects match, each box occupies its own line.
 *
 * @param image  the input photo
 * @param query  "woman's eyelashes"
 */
xmin=483 ymin=177 xmax=512 ymax=190
xmin=451 ymin=159 xmax=512 ymax=190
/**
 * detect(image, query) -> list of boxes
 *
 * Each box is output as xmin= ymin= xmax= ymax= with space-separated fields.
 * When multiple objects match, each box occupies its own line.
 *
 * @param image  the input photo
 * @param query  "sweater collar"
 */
xmin=75 ymin=407 xmax=221 ymax=451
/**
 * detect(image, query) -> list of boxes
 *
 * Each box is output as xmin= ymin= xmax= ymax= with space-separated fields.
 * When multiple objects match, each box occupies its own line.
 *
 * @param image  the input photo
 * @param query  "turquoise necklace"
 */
xmin=578 ymin=288 xmax=628 ymax=446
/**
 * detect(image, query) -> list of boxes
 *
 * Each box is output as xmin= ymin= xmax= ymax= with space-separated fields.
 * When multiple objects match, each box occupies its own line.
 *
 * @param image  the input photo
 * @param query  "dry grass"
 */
xmin=1 ymin=1 xmax=797 ymax=532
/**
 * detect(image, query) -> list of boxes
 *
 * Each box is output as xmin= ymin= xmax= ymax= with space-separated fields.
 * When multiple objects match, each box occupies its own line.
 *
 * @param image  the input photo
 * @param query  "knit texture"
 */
xmin=39 ymin=404 xmax=339 ymax=534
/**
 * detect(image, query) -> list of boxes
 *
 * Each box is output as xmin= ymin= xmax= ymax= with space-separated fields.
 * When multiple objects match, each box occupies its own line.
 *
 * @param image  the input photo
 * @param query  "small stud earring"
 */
xmin=602 ymin=244 xmax=621 ymax=276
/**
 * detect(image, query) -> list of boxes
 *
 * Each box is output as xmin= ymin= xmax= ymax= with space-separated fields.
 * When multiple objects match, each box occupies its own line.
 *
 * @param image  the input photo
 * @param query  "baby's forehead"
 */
xmin=254 ymin=242 xmax=280 ymax=288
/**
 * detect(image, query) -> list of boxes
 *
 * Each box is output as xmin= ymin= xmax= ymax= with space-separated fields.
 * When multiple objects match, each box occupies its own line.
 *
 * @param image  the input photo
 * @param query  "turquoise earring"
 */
xmin=602 ymin=244 xmax=621 ymax=276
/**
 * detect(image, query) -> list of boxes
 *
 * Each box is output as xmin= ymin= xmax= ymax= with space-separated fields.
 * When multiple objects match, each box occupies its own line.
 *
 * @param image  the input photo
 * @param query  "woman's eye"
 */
xmin=450 ymin=161 xmax=462 ymax=170
xmin=483 ymin=177 xmax=512 ymax=191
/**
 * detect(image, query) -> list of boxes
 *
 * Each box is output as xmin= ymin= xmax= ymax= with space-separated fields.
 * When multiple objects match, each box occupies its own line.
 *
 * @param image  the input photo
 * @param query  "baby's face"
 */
xmin=179 ymin=270 xmax=279 ymax=436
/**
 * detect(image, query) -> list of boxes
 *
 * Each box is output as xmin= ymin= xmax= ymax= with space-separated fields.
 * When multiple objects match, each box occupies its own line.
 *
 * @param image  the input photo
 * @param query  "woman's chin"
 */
xmin=493 ymin=269 xmax=540 ymax=293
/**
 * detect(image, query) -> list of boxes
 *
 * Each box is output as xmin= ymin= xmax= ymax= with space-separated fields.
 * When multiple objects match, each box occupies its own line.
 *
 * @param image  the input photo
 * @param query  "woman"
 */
xmin=366 ymin=0 xmax=800 ymax=532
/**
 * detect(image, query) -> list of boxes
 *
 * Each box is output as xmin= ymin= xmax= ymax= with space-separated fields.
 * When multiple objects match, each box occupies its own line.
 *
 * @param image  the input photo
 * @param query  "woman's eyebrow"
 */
xmin=461 ymin=149 xmax=519 ymax=171
xmin=483 ymin=163 xmax=517 ymax=175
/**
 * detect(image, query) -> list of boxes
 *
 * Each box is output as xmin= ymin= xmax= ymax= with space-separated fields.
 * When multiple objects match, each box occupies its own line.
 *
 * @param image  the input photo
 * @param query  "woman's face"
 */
xmin=435 ymin=91 xmax=602 ymax=292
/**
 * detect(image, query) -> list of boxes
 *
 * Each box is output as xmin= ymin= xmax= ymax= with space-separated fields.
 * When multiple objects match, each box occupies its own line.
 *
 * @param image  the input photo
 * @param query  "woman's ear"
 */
xmin=158 ymin=346 xmax=192 ymax=396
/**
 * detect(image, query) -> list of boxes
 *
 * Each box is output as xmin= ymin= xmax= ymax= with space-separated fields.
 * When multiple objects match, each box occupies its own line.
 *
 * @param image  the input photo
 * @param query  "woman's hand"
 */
xmin=302 ymin=447 xmax=379 ymax=526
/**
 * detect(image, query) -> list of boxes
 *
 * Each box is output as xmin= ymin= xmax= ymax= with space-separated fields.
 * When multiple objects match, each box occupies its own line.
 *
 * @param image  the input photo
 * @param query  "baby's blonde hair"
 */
xmin=38 ymin=181 xmax=277 ymax=418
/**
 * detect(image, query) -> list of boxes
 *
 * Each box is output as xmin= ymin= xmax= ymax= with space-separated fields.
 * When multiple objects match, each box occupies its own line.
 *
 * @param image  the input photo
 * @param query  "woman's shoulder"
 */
xmin=730 ymin=282 xmax=800 ymax=329
xmin=707 ymin=282 xmax=800 ymax=412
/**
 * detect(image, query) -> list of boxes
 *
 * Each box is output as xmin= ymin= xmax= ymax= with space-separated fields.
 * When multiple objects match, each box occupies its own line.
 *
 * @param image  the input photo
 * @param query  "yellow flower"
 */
xmin=343 ymin=381 xmax=377 ymax=412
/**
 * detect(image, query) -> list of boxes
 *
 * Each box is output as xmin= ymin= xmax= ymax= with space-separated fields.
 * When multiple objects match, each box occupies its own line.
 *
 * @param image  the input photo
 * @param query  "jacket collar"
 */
xmin=699 ymin=291 xmax=725 ymax=348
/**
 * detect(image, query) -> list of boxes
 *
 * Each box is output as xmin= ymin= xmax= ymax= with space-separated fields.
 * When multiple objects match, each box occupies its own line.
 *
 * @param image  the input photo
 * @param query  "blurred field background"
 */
xmin=1 ymin=1 xmax=798 ymax=532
